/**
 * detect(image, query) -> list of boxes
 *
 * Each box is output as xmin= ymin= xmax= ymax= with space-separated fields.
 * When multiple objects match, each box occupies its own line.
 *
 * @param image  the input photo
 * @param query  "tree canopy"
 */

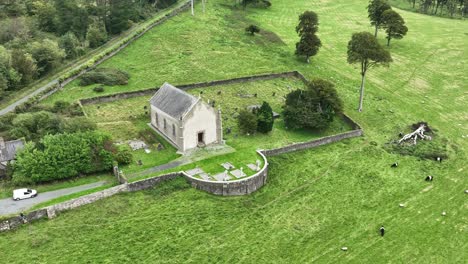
xmin=381 ymin=9 xmax=408 ymax=46
xmin=283 ymin=79 xmax=343 ymax=130
xmin=367 ymin=0 xmax=392 ymax=37
xmin=347 ymin=32 xmax=392 ymax=112
xmin=295 ymin=11 xmax=322 ymax=63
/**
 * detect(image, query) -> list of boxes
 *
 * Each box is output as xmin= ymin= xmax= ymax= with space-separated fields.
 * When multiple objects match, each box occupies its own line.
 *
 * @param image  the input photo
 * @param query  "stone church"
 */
xmin=149 ymin=83 xmax=223 ymax=153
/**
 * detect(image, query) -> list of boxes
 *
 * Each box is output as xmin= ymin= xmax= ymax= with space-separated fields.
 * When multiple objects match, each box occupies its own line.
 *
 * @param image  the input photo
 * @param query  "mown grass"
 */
xmin=2 ymin=0 xmax=467 ymax=262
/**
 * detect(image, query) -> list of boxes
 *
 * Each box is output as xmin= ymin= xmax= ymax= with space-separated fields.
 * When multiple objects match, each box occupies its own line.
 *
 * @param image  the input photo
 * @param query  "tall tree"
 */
xmin=295 ymin=11 xmax=322 ymax=63
xmin=347 ymin=32 xmax=392 ymax=112
xmin=381 ymin=10 xmax=408 ymax=46
xmin=256 ymin=101 xmax=274 ymax=133
xmin=368 ymin=0 xmax=392 ymax=37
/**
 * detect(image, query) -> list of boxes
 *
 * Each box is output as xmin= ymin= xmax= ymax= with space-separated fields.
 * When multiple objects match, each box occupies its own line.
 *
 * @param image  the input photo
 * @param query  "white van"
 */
xmin=13 ymin=188 xmax=37 ymax=201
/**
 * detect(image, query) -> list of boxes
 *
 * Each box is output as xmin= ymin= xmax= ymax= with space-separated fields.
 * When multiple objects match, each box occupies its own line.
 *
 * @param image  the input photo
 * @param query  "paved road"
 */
xmin=0 ymin=80 xmax=58 ymax=116
xmin=0 ymin=181 xmax=106 ymax=216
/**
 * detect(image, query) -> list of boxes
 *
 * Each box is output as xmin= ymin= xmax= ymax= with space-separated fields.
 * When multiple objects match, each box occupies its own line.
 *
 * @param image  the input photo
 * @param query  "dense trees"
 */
xmin=283 ymin=79 xmax=343 ymax=130
xmin=295 ymin=11 xmax=322 ymax=63
xmin=368 ymin=0 xmax=392 ymax=37
xmin=396 ymin=0 xmax=468 ymax=17
xmin=13 ymin=131 xmax=116 ymax=184
xmin=381 ymin=9 xmax=408 ymax=46
xmin=347 ymin=32 xmax=392 ymax=112
xmin=0 ymin=0 xmax=173 ymax=101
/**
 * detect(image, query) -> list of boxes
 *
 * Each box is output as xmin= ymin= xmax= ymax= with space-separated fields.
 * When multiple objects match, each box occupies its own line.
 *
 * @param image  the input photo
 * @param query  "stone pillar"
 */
xmin=216 ymin=108 xmax=223 ymax=144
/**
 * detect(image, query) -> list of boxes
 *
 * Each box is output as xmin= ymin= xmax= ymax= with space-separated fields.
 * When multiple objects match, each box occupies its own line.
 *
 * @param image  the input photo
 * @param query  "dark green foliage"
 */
xmin=241 ymin=0 xmax=272 ymax=9
xmin=154 ymin=0 xmax=178 ymax=9
xmin=79 ymin=68 xmax=129 ymax=86
xmin=368 ymin=0 xmax=392 ymax=37
xmin=86 ymin=20 xmax=108 ymax=48
xmin=283 ymin=79 xmax=343 ymax=130
xmin=5 ymin=111 xmax=94 ymax=141
xmin=13 ymin=131 xmax=115 ymax=184
xmin=256 ymin=101 xmax=274 ymax=133
xmin=381 ymin=9 xmax=408 ymax=46
xmin=93 ymin=85 xmax=105 ymax=93
xmin=52 ymin=100 xmax=71 ymax=114
xmin=107 ymin=0 xmax=137 ymax=34
xmin=246 ymin=25 xmax=260 ymax=35
xmin=115 ymin=147 xmax=133 ymax=165
xmin=9 ymin=111 xmax=63 ymax=141
xmin=347 ymin=31 xmax=392 ymax=111
xmin=10 ymin=50 xmax=38 ymax=86
xmin=238 ymin=110 xmax=258 ymax=134
xmin=60 ymin=32 xmax=84 ymax=59
xmin=295 ymin=11 xmax=322 ymax=63
xmin=30 ymin=39 xmax=65 ymax=76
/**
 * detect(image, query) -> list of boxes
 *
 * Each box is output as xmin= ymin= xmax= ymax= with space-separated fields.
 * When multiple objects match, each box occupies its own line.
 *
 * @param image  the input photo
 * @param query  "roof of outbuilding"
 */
xmin=0 ymin=139 xmax=25 ymax=162
xmin=149 ymin=83 xmax=199 ymax=119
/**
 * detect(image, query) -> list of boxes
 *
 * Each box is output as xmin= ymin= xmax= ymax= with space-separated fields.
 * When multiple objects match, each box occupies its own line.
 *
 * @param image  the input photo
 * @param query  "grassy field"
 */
xmin=1 ymin=0 xmax=467 ymax=262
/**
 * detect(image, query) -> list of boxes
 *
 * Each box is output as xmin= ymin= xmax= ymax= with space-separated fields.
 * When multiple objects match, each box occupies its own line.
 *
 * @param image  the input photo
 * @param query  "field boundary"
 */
xmin=78 ymin=71 xmax=307 ymax=106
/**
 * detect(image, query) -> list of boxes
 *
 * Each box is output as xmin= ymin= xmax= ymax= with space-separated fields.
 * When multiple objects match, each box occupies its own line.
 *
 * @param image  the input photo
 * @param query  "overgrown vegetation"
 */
xmin=0 ymin=0 xmax=176 ymax=102
xmin=283 ymin=79 xmax=343 ymax=130
xmin=13 ymin=131 xmax=118 ymax=184
xmin=79 ymin=68 xmax=129 ymax=86
xmin=389 ymin=0 xmax=468 ymax=18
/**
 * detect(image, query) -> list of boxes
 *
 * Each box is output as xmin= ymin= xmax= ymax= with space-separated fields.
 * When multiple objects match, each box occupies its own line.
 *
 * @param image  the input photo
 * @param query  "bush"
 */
xmin=283 ymin=79 xmax=343 ymax=130
xmin=115 ymin=148 xmax=133 ymax=165
xmin=93 ymin=85 xmax=105 ymax=93
xmin=257 ymin=101 xmax=274 ymax=133
xmin=246 ymin=25 xmax=260 ymax=35
xmin=238 ymin=110 xmax=258 ymax=135
xmin=13 ymin=131 xmax=115 ymax=184
xmin=79 ymin=68 xmax=129 ymax=86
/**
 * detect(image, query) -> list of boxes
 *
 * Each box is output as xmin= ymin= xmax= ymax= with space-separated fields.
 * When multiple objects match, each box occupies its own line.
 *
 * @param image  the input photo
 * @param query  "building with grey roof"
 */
xmin=0 ymin=137 xmax=25 ymax=176
xmin=149 ymin=83 xmax=223 ymax=153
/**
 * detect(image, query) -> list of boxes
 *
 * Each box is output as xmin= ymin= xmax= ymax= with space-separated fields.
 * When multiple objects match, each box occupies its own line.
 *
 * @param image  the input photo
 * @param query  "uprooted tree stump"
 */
xmin=398 ymin=122 xmax=432 ymax=145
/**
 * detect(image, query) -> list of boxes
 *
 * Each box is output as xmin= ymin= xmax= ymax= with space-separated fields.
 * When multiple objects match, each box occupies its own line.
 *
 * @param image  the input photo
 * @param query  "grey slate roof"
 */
xmin=0 ymin=139 xmax=25 ymax=162
xmin=150 ymin=83 xmax=198 ymax=119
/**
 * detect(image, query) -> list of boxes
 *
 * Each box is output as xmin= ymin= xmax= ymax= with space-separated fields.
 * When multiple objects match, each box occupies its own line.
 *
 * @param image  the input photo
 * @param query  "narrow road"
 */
xmin=0 ymin=181 xmax=106 ymax=216
xmin=0 ymin=80 xmax=58 ymax=116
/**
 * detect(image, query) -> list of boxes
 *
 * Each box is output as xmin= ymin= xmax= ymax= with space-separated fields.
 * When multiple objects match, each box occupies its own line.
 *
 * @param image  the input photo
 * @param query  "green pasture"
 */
xmin=2 ymin=0 xmax=467 ymax=262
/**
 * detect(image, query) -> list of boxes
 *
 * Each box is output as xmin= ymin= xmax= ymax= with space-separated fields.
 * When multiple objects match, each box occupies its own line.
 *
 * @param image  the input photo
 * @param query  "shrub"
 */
xmin=238 ymin=110 xmax=258 ymax=134
xmin=79 ymin=68 xmax=129 ymax=86
xmin=246 ymin=25 xmax=260 ymax=35
xmin=257 ymin=101 xmax=274 ymax=133
xmin=13 ymin=131 xmax=115 ymax=184
xmin=283 ymin=79 xmax=343 ymax=130
xmin=115 ymin=147 xmax=133 ymax=165
xmin=93 ymin=85 xmax=105 ymax=93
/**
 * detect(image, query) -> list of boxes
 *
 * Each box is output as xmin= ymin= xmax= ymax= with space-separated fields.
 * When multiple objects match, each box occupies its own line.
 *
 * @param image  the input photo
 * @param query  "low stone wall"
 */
xmin=263 ymin=129 xmax=363 ymax=157
xmin=0 ymin=209 xmax=48 ymax=232
xmin=78 ymin=71 xmax=304 ymax=106
xmin=181 ymin=151 xmax=269 ymax=196
xmin=45 ymin=184 xmax=128 ymax=219
xmin=127 ymin=172 xmax=180 ymax=192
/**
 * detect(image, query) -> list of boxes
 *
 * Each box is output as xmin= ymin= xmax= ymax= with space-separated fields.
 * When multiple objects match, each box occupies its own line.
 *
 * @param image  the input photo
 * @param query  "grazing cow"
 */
xmin=425 ymin=175 xmax=433 ymax=181
xmin=436 ymin=157 xmax=442 ymax=163
xmin=380 ymin=226 xmax=385 ymax=237
xmin=391 ymin=162 xmax=398 ymax=168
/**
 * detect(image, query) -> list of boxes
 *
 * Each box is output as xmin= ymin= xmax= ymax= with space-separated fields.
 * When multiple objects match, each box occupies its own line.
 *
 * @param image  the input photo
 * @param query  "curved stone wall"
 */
xmin=181 ymin=150 xmax=269 ymax=196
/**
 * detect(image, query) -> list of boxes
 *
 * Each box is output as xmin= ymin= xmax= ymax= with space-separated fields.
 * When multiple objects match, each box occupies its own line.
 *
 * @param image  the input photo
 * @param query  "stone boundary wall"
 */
xmin=78 ymin=71 xmax=304 ymax=106
xmin=181 ymin=150 xmax=269 ymax=196
xmin=263 ymin=129 xmax=363 ymax=157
